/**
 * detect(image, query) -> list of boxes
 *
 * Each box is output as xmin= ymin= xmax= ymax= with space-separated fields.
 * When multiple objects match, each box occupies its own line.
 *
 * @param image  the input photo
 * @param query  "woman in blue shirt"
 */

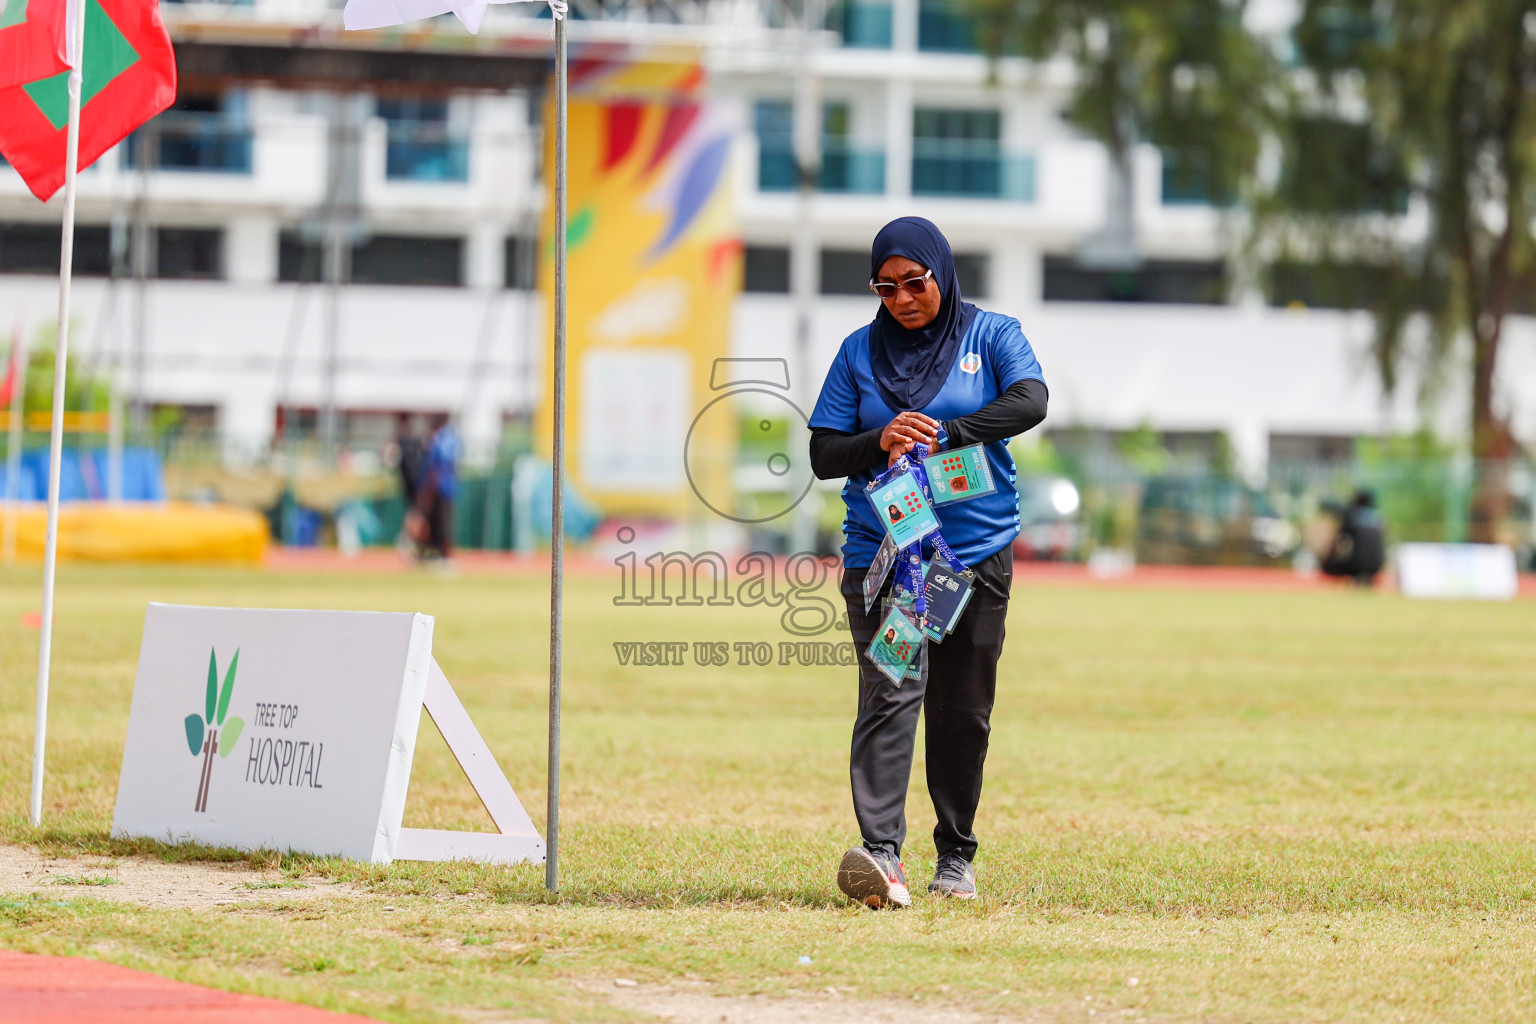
xmin=809 ymin=217 xmax=1047 ymax=909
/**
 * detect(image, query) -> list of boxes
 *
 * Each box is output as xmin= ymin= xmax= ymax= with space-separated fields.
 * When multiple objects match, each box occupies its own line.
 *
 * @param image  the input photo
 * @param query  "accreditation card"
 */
xmin=866 ymin=603 xmax=924 ymax=687
xmin=862 ymin=533 xmax=898 ymax=614
xmin=866 ymin=469 xmax=941 ymax=550
xmin=922 ymin=444 xmax=996 ymax=505
xmin=920 ymin=557 xmax=976 ymax=642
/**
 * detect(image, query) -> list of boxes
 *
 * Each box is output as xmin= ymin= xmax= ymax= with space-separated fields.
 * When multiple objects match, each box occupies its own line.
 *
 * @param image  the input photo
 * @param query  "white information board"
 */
xmin=580 ymin=348 xmax=689 ymax=491
xmin=111 ymin=604 xmax=543 ymax=865
xmin=1396 ymin=543 xmax=1520 ymax=600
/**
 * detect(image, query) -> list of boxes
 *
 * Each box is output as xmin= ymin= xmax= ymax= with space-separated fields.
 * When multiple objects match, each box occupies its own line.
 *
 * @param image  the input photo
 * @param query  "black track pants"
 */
xmin=840 ymin=545 xmax=1013 ymax=862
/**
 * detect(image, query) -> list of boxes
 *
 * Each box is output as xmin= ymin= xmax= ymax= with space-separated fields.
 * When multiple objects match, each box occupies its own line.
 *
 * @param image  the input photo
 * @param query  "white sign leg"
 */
xmin=394 ymin=659 xmax=546 ymax=866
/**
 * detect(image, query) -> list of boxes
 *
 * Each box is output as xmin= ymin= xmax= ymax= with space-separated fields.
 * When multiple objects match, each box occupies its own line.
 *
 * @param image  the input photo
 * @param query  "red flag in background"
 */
xmin=0 ymin=0 xmax=174 ymax=201
xmin=0 ymin=0 xmax=68 ymax=91
xmin=0 ymin=338 xmax=17 ymax=408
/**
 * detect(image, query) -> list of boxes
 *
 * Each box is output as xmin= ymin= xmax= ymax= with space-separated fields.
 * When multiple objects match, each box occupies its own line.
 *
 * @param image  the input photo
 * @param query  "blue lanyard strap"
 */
xmin=866 ymin=439 xmax=969 ymax=619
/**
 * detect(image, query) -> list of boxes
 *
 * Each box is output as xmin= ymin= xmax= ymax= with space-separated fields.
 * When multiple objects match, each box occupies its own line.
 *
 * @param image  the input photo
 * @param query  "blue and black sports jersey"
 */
xmin=809 ymin=310 xmax=1046 ymax=569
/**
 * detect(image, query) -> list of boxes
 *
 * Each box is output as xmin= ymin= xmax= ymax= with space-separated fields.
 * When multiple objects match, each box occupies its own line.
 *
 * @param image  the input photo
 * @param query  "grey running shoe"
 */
xmin=928 ymin=853 xmax=977 ymax=899
xmin=837 ymin=847 xmax=912 ymax=909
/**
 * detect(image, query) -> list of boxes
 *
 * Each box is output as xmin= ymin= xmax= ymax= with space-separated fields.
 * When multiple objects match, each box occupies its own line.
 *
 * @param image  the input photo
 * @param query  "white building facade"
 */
xmin=1 ymin=0 xmax=1532 ymax=477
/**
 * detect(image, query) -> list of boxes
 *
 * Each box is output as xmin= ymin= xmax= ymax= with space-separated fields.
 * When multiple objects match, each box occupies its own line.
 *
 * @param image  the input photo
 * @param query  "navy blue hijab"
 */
xmin=868 ymin=216 xmax=978 ymax=412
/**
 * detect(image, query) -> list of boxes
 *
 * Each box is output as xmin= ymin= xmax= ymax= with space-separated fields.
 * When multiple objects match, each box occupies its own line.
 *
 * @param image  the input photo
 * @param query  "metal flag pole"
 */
xmin=32 ymin=0 xmax=89 ymax=826
xmin=545 ymin=9 xmax=568 ymax=893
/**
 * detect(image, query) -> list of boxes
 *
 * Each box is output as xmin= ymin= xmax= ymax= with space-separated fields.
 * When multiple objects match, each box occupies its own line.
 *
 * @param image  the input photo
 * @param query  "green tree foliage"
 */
xmin=1355 ymin=430 xmax=1466 ymax=543
xmin=968 ymin=0 xmax=1274 ymax=211
xmin=9 ymin=321 xmax=110 ymax=417
xmin=1271 ymin=0 xmax=1536 ymax=540
xmin=970 ymin=0 xmax=1534 ymax=539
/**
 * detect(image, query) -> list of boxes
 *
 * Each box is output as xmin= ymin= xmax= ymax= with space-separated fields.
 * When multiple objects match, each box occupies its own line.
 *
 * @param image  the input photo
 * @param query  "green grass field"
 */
xmin=1 ymin=562 xmax=1534 ymax=1022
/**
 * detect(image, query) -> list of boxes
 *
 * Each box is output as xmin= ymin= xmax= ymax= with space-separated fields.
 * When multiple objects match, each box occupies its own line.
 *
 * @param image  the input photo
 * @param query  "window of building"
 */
xmin=1160 ymin=145 xmax=1235 ymax=207
xmin=817 ymin=249 xmax=988 ymax=298
xmin=504 ymin=234 xmax=537 ymax=290
xmin=1269 ymin=432 xmax=1357 ymax=464
xmin=1043 ymin=257 xmax=1227 ymax=305
xmin=1268 ymin=260 xmax=1394 ymax=310
xmin=125 ymin=92 xmax=253 ymax=174
xmin=1267 ymin=260 xmax=1459 ymax=313
xmin=156 ymin=228 xmax=223 ymax=280
xmin=275 ymin=407 xmax=414 ymax=448
xmin=825 ymin=0 xmax=892 ymax=48
xmin=743 ymin=245 xmax=790 ymax=293
xmin=912 ymin=108 xmax=1026 ymax=200
xmin=754 ymin=100 xmax=881 ymax=194
xmin=954 ymin=252 xmax=988 ymax=299
xmin=277 ymin=231 xmax=324 ymax=283
xmin=917 ymin=0 xmax=978 ymax=52
xmin=353 ymin=235 xmax=463 ymax=287
xmin=0 ymin=222 xmax=112 ymax=276
xmin=754 ymin=100 xmax=796 ymax=192
xmin=379 ymin=97 xmax=469 ymax=183
xmin=820 ymin=249 xmax=870 ymax=295
xmin=278 ymin=232 xmax=464 ymax=286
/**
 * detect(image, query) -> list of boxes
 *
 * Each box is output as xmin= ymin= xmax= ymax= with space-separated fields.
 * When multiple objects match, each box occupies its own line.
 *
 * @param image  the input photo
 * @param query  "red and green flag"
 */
xmin=0 ymin=0 xmax=174 ymax=202
xmin=0 ymin=344 xmax=17 ymax=408
xmin=0 ymin=0 xmax=68 ymax=91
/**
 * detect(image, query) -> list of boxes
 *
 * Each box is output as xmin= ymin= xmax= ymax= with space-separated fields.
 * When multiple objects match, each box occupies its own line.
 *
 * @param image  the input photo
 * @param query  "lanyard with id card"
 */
xmin=862 ymin=533 xmax=898 ymax=614
xmin=922 ymin=444 xmax=996 ymax=505
xmin=860 ymin=441 xmax=966 ymax=688
xmin=866 ymin=469 xmax=940 ymax=550
xmin=867 ymin=594 xmax=925 ymax=686
xmin=920 ymin=557 xmax=976 ymax=642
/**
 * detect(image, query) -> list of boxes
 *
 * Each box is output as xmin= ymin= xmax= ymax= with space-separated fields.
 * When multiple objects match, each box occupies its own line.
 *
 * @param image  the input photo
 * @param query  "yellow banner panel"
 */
xmin=536 ymin=53 xmax=740 ymax=519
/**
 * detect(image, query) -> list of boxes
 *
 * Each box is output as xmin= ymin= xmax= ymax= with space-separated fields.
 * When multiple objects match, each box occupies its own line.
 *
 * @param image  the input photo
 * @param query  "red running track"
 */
xmin=0 ymin=950 xmax=381 ymax=1024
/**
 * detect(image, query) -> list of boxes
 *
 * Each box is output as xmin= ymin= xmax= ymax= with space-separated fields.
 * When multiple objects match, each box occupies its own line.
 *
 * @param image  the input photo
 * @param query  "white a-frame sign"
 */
xmin=112 ymin=604 xmax=545 ymax=866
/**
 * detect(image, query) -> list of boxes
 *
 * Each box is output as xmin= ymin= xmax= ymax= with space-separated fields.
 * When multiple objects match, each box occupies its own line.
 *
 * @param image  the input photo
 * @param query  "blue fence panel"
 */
xmin=5 ymin=447 xmax=164 ymax=502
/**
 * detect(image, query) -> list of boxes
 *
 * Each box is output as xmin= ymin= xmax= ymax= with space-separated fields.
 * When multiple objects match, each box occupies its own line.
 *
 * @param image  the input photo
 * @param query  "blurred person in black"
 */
xmin=1321 ymin=490 xmax=1386 ymax=586
xmin=393 ymin=413 xmax=428 ymax=557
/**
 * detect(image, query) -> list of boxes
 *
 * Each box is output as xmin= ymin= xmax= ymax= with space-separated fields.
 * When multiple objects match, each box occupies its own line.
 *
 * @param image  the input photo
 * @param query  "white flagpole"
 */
xmin=3 ymin=316 xmax=26 ymax=564
xmin=545 ymin=8 xmax=567 ymax=894
xmin=31 ymin=0 xmax=89 ymax=827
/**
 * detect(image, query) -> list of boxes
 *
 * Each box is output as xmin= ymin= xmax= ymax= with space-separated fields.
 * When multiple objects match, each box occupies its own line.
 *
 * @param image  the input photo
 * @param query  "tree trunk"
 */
xmin=1467 ymin=320 xmax=1511 ymax=544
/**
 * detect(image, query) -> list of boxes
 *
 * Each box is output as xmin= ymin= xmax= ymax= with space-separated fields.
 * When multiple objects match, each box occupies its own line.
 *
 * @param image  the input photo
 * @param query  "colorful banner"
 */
xmin=536 ymin=50 xmax=740 ymax=517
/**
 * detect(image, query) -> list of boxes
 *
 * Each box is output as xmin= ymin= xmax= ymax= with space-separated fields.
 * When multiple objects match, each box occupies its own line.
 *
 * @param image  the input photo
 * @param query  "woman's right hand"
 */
xmin=880 ymin=411 xmax=941 ymax=453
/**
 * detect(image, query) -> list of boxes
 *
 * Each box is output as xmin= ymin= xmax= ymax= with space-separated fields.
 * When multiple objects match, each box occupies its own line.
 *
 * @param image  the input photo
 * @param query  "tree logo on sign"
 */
xmin=184 ymin=648 xmax=244 ymax=813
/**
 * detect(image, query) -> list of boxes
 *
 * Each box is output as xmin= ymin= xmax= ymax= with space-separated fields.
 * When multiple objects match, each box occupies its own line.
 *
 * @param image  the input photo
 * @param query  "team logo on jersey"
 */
xmin=959 ymin=352 xmax=982 ymax=374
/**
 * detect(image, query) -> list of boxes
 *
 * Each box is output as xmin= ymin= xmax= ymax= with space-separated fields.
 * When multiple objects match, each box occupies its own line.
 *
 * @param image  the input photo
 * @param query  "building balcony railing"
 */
xmin=384 ymin=122 xmax=470 ymax=183
xmin=757 ymin=141 xmax=886 ymax=195
xmin=911 ymin=143 xmax=1034 ymax=201
xmin=123 ymin=113 xmax=253 ymax=174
